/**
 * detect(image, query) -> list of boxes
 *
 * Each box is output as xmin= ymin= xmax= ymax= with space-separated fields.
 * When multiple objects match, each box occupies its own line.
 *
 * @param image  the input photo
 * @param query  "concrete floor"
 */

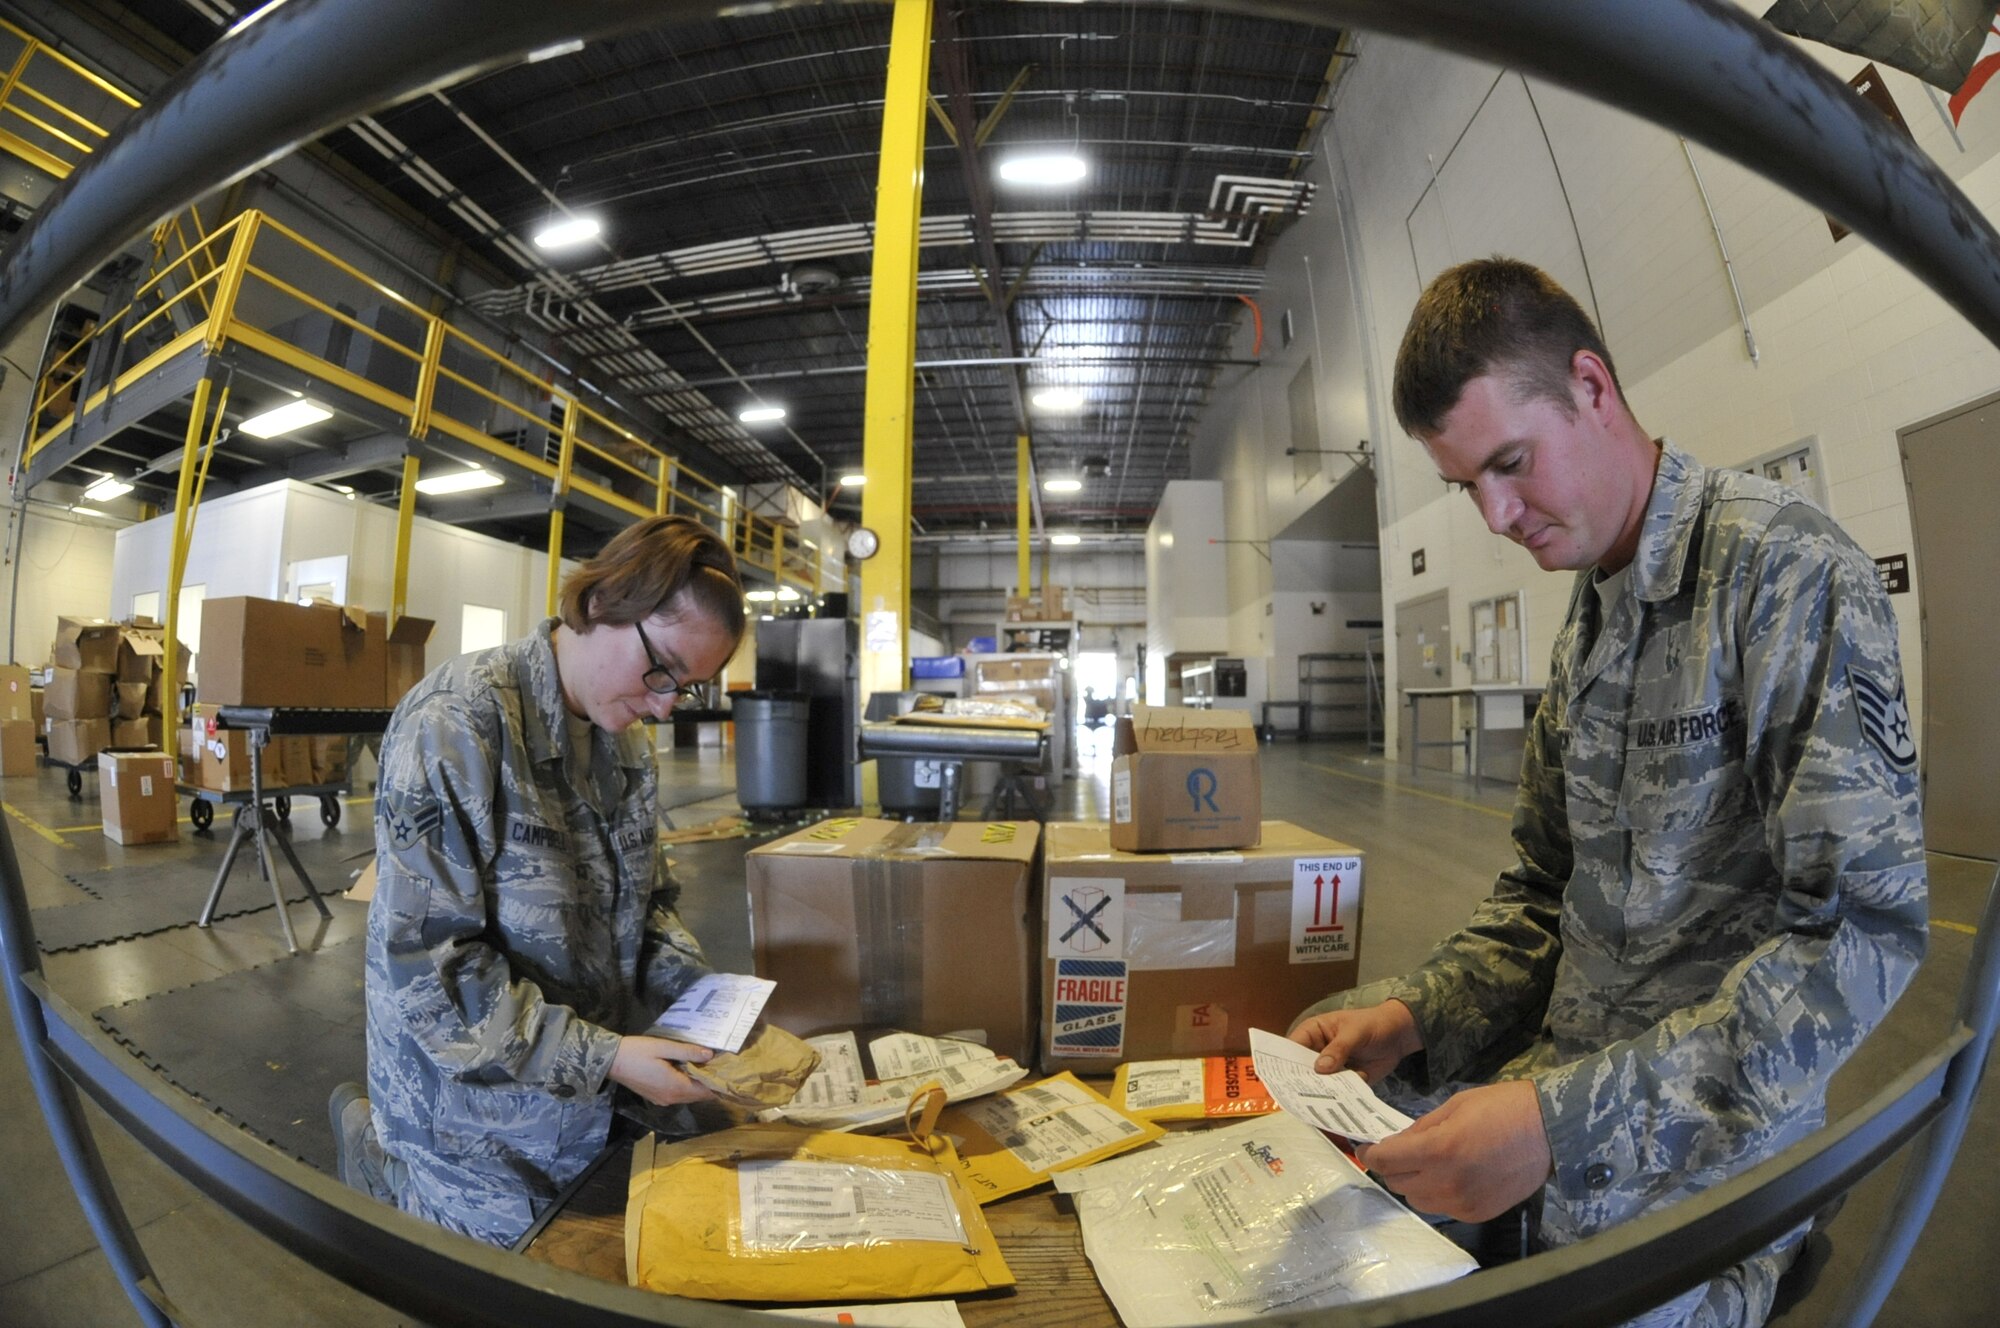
xmin=0 ymin=728 xmax=1992 ymax=1325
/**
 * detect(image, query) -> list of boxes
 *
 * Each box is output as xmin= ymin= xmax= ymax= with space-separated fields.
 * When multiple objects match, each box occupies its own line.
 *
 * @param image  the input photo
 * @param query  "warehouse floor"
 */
xmin=0 ymin=730 xmax=1992 ymax=1326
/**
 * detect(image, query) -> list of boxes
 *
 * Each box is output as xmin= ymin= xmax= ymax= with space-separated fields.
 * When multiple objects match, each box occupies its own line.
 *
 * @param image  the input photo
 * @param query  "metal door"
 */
xmin=1900 ymin=401 xmax=1999 ymax=859
xmin=1396 ymin=591 xmax=1452 ymax=771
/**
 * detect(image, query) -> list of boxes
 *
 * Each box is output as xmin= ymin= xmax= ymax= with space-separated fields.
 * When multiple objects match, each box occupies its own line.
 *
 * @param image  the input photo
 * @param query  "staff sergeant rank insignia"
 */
xmin=1849 ymin=665 xmax=1917 ymax=771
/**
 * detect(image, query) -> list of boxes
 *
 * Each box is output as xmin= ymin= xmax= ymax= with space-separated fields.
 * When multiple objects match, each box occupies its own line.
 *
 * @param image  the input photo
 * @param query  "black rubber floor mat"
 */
xmin=93 ymin=940 xmax=366 ymax=1172
xmin=30 ymin=833 xmax=367 ymax=953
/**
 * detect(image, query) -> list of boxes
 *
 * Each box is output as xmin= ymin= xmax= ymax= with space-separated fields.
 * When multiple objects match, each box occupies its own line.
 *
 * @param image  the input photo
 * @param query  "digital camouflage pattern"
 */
xmin=364 ymin=619 xmax=708 ymax=1246
xmin=1300 ymin=442 xmax=1927 ymax=1327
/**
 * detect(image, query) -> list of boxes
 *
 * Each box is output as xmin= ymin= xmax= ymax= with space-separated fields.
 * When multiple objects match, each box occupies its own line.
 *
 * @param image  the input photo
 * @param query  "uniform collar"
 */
xmin=1627 ymin=439 xmax=1706 ymax=604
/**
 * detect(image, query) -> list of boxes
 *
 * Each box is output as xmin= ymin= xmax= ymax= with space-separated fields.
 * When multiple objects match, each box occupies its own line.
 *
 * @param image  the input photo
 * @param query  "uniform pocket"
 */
xmin=432 ymin=1081 xmax=568 ymax=1165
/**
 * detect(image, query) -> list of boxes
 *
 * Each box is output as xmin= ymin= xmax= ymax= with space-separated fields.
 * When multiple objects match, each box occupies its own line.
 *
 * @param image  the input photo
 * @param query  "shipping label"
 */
xmin=1289 ymin=856 xmax=1361 ymax=962
xmin=1050 ymin=957 xmax=1128 ymax=1059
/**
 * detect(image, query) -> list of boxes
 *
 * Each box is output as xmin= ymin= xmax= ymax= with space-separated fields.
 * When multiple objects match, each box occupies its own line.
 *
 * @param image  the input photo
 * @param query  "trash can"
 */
xmin=866 ymin=690 xmax=941 ymax=817
xmin=732 ymin=690 xmax=809 ymax=812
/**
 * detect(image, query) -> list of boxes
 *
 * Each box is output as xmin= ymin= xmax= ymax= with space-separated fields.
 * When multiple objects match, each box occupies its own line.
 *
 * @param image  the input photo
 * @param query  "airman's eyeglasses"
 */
xmin=634 ymin=622 xmax=705 ymax=701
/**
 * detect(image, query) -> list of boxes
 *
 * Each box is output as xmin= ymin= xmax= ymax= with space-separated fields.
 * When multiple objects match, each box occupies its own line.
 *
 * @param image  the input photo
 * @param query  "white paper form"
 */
xmin=1248 ymin=1029 xmax=1415 ymax=1144
xmin=955 ymin=1078 xmax=1150 ymax=1172
xmin=783 ymin=1033 xmax=868 ymax=1112
xmin=768 ymin=1037 xmax=1029 ymax=1132
xmin=737 ymin=1159 xmax=967 ymax=1251
xmin=1051 ymin=1115 xmax=1476 ymax=1326
xmin=646 ymin=973 xmax=774 ymax=1054
xmin=770 ymin=1302 xmax=967 ymax=1326
xmin=868 ymin=1032 xmax=996 ymax=1081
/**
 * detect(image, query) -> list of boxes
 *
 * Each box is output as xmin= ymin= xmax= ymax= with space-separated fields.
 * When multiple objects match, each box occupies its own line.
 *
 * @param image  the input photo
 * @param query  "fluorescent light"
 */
xmin=1051 ymin=533 xmax=1082 ymax=546
xmin=83 ymin=476 xmax=133 ymax=503
xmin=1032 ymin=387 xmax=1083 ymax=412
xmin=327 ymin=483 xmax=354 ymax=495
xmin=738 ymin=405 xmax=787 ymax=424
xmin=240 ymin=399 xmax=332 ymax=438
xmin=777 ymin=587 xmax=802 ymax=602
xmin=527 ymin=38 xmax=585 ymax=63
xmin=533 ymin=215 xmax=602 ymax=250
xmin=839 ymin=473 xmax=867 ymax=487
xmin=414 ymin=467 xmax=504 ymax=496
xmin=1042 ymin=477 xmax=1083 ymax=493
xmin=998 ymin=153 xmax=1087 ymax=186
xmin=70 ymin=505 xmax=114 ymax=519
xmin=745 ymin=589 xmax=779 ymax=603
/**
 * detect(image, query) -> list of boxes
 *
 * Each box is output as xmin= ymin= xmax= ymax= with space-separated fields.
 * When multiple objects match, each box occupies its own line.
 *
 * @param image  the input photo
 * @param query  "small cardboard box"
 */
xmin=45 ymin=667 xmax=113 ymax=720
xmin=98 ymin=751 xmax=178 ymax=845
xmin=0 ymin=720 xmax=37 ymax=776
xmin=115 ymin=631 xmax=165 ymax=684
xmin=52 ymin=617 xmax=120 ymax=673
xmin=746 ymin=817 xmax=1043 ymax=1066
xmin=1040 ymin=821 xmax=1364 ymax=1074
xmin=47 ymin=717 xmax=111 ymax=766
xmin=111 ymin=717 xmax=152 ymax=749
xmin=311 ymin=735 xmax=349 ymax=783
xmin=0 ymin=664 xmax=32 ymax=723
xmin=271 ymin=735 xmax=313 ymax=787
xmin=1109 ymin=704 xmax=1262 ymax=852
xmin=30 ymin=685 xmax=43 ymax=729
xmin=368 ymin=611 xmax=436 ymax=707
xmin=198 ymin=597 xmax=375 ymax=708
xmin=193 ymin=705 xmax=255 ymax=792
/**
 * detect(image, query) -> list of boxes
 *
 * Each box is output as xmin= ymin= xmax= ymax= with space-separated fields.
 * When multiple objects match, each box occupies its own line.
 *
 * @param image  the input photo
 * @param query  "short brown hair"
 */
xmin=1392 ymin=258 xmax=1620 ymax=437
xmin=558 ymin=515 xmax=745 ymax=640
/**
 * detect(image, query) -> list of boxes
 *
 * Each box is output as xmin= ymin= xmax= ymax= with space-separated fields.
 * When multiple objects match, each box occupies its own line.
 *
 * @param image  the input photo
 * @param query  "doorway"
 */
xmin=1396 ymin=591 xmax=1452 ymax=771
xmin=1900 ymin=398 xmax=1999 ymax=860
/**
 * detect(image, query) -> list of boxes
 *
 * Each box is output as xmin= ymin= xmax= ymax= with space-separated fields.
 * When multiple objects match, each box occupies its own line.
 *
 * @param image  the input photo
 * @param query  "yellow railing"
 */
xmin=0 ymin=19 xmax=138 ymax=180
xmin=29 ymin=207 xmax=821 ymax=592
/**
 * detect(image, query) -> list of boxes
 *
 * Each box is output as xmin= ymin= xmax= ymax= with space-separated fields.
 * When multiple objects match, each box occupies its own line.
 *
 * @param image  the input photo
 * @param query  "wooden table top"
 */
xmin=521 ymin=1133 xmax=1125 ymax=1326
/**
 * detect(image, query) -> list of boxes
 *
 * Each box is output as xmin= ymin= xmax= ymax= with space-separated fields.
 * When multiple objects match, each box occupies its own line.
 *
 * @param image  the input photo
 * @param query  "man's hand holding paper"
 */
xmin=1350 ymin=1079 xmax=1550 ymax=1223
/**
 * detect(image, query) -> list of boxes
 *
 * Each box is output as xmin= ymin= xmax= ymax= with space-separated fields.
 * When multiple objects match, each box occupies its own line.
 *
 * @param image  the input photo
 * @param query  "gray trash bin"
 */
xmin=732 ymin=690 xmax=810 ymax=811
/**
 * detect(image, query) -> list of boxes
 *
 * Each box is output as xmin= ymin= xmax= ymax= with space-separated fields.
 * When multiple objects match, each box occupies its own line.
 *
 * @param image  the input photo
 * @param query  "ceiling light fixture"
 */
xmin=82 ymin=476 xmax=133 ymax=503
xmin=1031 ymin=387 xmax=1084 ymax=412
xmin=70 ymin=505 xmax=114 ymax=519
xmin=745 ymin=589 xmax=778 ymax=603
xmin=414 ymin=467 xmax=504 ymax=496
xmin=240 ymin=399 xmax=332 ymax=438
xmin=1051 ymin=533 xmax=1082 ymax=546
xmin=839 ymin=473 xmax=868 ymax=487
xmin=739 ymin=405 xmax=787 ymax=425
xmin=532 ymin=214 xmax=602 ymax=250
xmin=997 ymin=153 xmax=1088 ymax=186
xmin=1042 ymin=477 xmax=1083 ymax=494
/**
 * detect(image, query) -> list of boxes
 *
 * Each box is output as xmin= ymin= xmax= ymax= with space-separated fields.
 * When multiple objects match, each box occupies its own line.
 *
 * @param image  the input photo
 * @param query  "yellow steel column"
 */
xmin=1016 ymin=433 xmax=1031 ymax=596
xmin=548 ymin=397 xmax=577 ymax=616
xmin=391 ymin=454 xmax=420 ymax=628
xmin=858 ymin=0 xmax=933 ymax=702
xmin=161 ymin=379 xmax=227 ymax=717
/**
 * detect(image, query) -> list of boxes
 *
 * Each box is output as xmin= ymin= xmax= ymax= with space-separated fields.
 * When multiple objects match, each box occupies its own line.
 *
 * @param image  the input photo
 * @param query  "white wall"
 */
xmin=4 ymin=502 xmax=120 ymax=667
xmin=1188 ymin=19 xmax=2000 ymax=753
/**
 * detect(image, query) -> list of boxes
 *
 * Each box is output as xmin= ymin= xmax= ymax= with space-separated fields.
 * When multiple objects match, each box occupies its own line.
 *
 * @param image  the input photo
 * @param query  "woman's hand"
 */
xmin=608 ymin=1035 xmax=717 ymax=1106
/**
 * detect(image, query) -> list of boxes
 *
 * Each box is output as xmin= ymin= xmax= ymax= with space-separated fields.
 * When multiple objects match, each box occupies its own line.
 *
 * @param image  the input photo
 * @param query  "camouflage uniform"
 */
xmin=364 ymin=619 xmax=709 ymax=1246
xmin=1299 ymin=441 xmax=1927 ymax=1326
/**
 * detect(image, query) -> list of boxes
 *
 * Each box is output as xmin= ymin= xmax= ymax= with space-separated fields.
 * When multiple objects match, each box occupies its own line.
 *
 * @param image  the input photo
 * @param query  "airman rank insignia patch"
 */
xmin=1849 ymin=666 xmax=1916 ymax=771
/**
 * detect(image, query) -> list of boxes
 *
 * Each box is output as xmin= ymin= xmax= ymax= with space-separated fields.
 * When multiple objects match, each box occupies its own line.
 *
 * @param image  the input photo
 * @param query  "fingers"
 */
xmin=643 ymin=1036 xmax=714 ymax=1064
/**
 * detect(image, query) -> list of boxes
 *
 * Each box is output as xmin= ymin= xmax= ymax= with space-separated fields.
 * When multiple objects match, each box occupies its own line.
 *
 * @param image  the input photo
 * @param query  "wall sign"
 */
xmin=1875 ymin=553 xmax=1910 ymax=595
xmin=1411 ymin=548 xmax=1426 ymax=576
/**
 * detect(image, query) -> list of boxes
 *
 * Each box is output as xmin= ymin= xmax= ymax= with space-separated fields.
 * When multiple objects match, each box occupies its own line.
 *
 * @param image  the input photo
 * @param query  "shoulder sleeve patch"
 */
xmin=1848 ymin=665 xmax=1917 ymax=772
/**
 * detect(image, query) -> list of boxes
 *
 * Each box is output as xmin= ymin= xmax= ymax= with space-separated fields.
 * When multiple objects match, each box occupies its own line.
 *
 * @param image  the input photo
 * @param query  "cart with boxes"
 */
xmin=37 ymin=616 xmax=185 ymax=797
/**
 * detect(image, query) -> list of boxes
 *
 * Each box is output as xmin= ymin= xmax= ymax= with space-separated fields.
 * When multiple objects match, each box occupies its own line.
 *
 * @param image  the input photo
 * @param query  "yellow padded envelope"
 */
xmin=939 ymin=1072 xmax=1164 ymax=1205
xmin=625 ymin=1118 xmax=1013 ymax=1301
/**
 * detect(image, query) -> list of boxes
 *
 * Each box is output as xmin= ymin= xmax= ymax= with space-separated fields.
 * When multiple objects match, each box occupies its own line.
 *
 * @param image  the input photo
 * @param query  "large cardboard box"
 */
xmin=746 ymin=817 xmax=1043 ymax=1066
xmin=198 ymin=597 xmax=434 ymax=708
xmin=199 ymin=598 xmax=375 ymax=708
xmin=115 ymin=630 xmax=165 ymax=684
xmin=311 ymin=735 xmax=349 ymax=783
xmin=193 ymin=704 xmax=255 ymax=791
xmin=47 ymin=718 xmax=111 ymax=766
xmin=0 ymin=720 xmax=37 ymax=776
xmin=1041 ymin=821 xmax=1364 ymax=1074
xmin=0 ymin=664 xmax=32 ymax=723
xmin=52 ymin=617 xmax=120 ymax=673
xmin=1109 ymin=705 xmax=1262 ymax=852
xmin=114 ymin=681 xmax=149 ymax=719
xmin=45 ymin=667 xmax=113 ymax=720
xmin=98 ymin=751 xmax=178 ymax=845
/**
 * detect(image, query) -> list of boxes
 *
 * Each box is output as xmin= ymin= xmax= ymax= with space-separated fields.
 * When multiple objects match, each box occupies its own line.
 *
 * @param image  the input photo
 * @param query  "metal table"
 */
xmin=193 ymin=706 xmax=393 ymax=954
xmin=1403 ymin=685 xmax=1545 ymax=782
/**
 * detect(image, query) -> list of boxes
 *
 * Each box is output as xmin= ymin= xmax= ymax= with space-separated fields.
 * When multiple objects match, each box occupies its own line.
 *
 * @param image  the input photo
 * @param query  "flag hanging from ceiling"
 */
xmin=1949 ymin=21 xmax=2000 ymax=120
xmin=1764 ymin=0 xmax=2000 ymax=91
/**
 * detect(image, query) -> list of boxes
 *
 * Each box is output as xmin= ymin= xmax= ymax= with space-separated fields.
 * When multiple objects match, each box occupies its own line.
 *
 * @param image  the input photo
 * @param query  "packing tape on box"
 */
xmin=852 ymin=822 xmax=954 ymax=1030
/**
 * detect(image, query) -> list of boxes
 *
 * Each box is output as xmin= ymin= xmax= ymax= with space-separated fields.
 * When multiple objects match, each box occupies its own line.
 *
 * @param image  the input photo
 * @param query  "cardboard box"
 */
xmin=111 ymin=717 xmax=152 ymax=749
xmin=47 ymin=718 xmax=111 ymax=766
xmin=311 ymin=735 xmax=349 ymax=783
xmin=1109 ymin=704 xmax=1262 ymax=852
xmin=45 ymin=667 xmax=113 ymax=720
xmin=193 ymin=704 xmax=255 ymax=792
xmin=0 ymin=664 xmax=31 ymax=723
xmin=115 ymin=680 xmax=149 ymax=719
xmin=746 ymin=817 xmax=1043 ymax=1066
xmin=115 ymin=631 xmax=164 ymax=684
xmin=272 ymin=735 xmax=313 ymax=787
xmin=52 ymin=617 xmax=120 ymax=673
xmin=1040 ymin=821 xmax=1364 ymax=1074
xmin=98 ymin=751 xmax=178 ymax=845
xmin=0 ymin=720 xmax=37 ymax=776
xmin=30 ymin=685 xmax=43 ymax=729
xmin=369 ymin=611 xmax=436 ymax=707
xmin=198 ymin=597 xmax=435 ymax=708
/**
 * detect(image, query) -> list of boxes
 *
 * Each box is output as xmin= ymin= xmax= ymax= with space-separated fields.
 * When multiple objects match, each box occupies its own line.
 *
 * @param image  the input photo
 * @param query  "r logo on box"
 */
xmin=1186 ymin=767 xmax=1219 ymax=813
